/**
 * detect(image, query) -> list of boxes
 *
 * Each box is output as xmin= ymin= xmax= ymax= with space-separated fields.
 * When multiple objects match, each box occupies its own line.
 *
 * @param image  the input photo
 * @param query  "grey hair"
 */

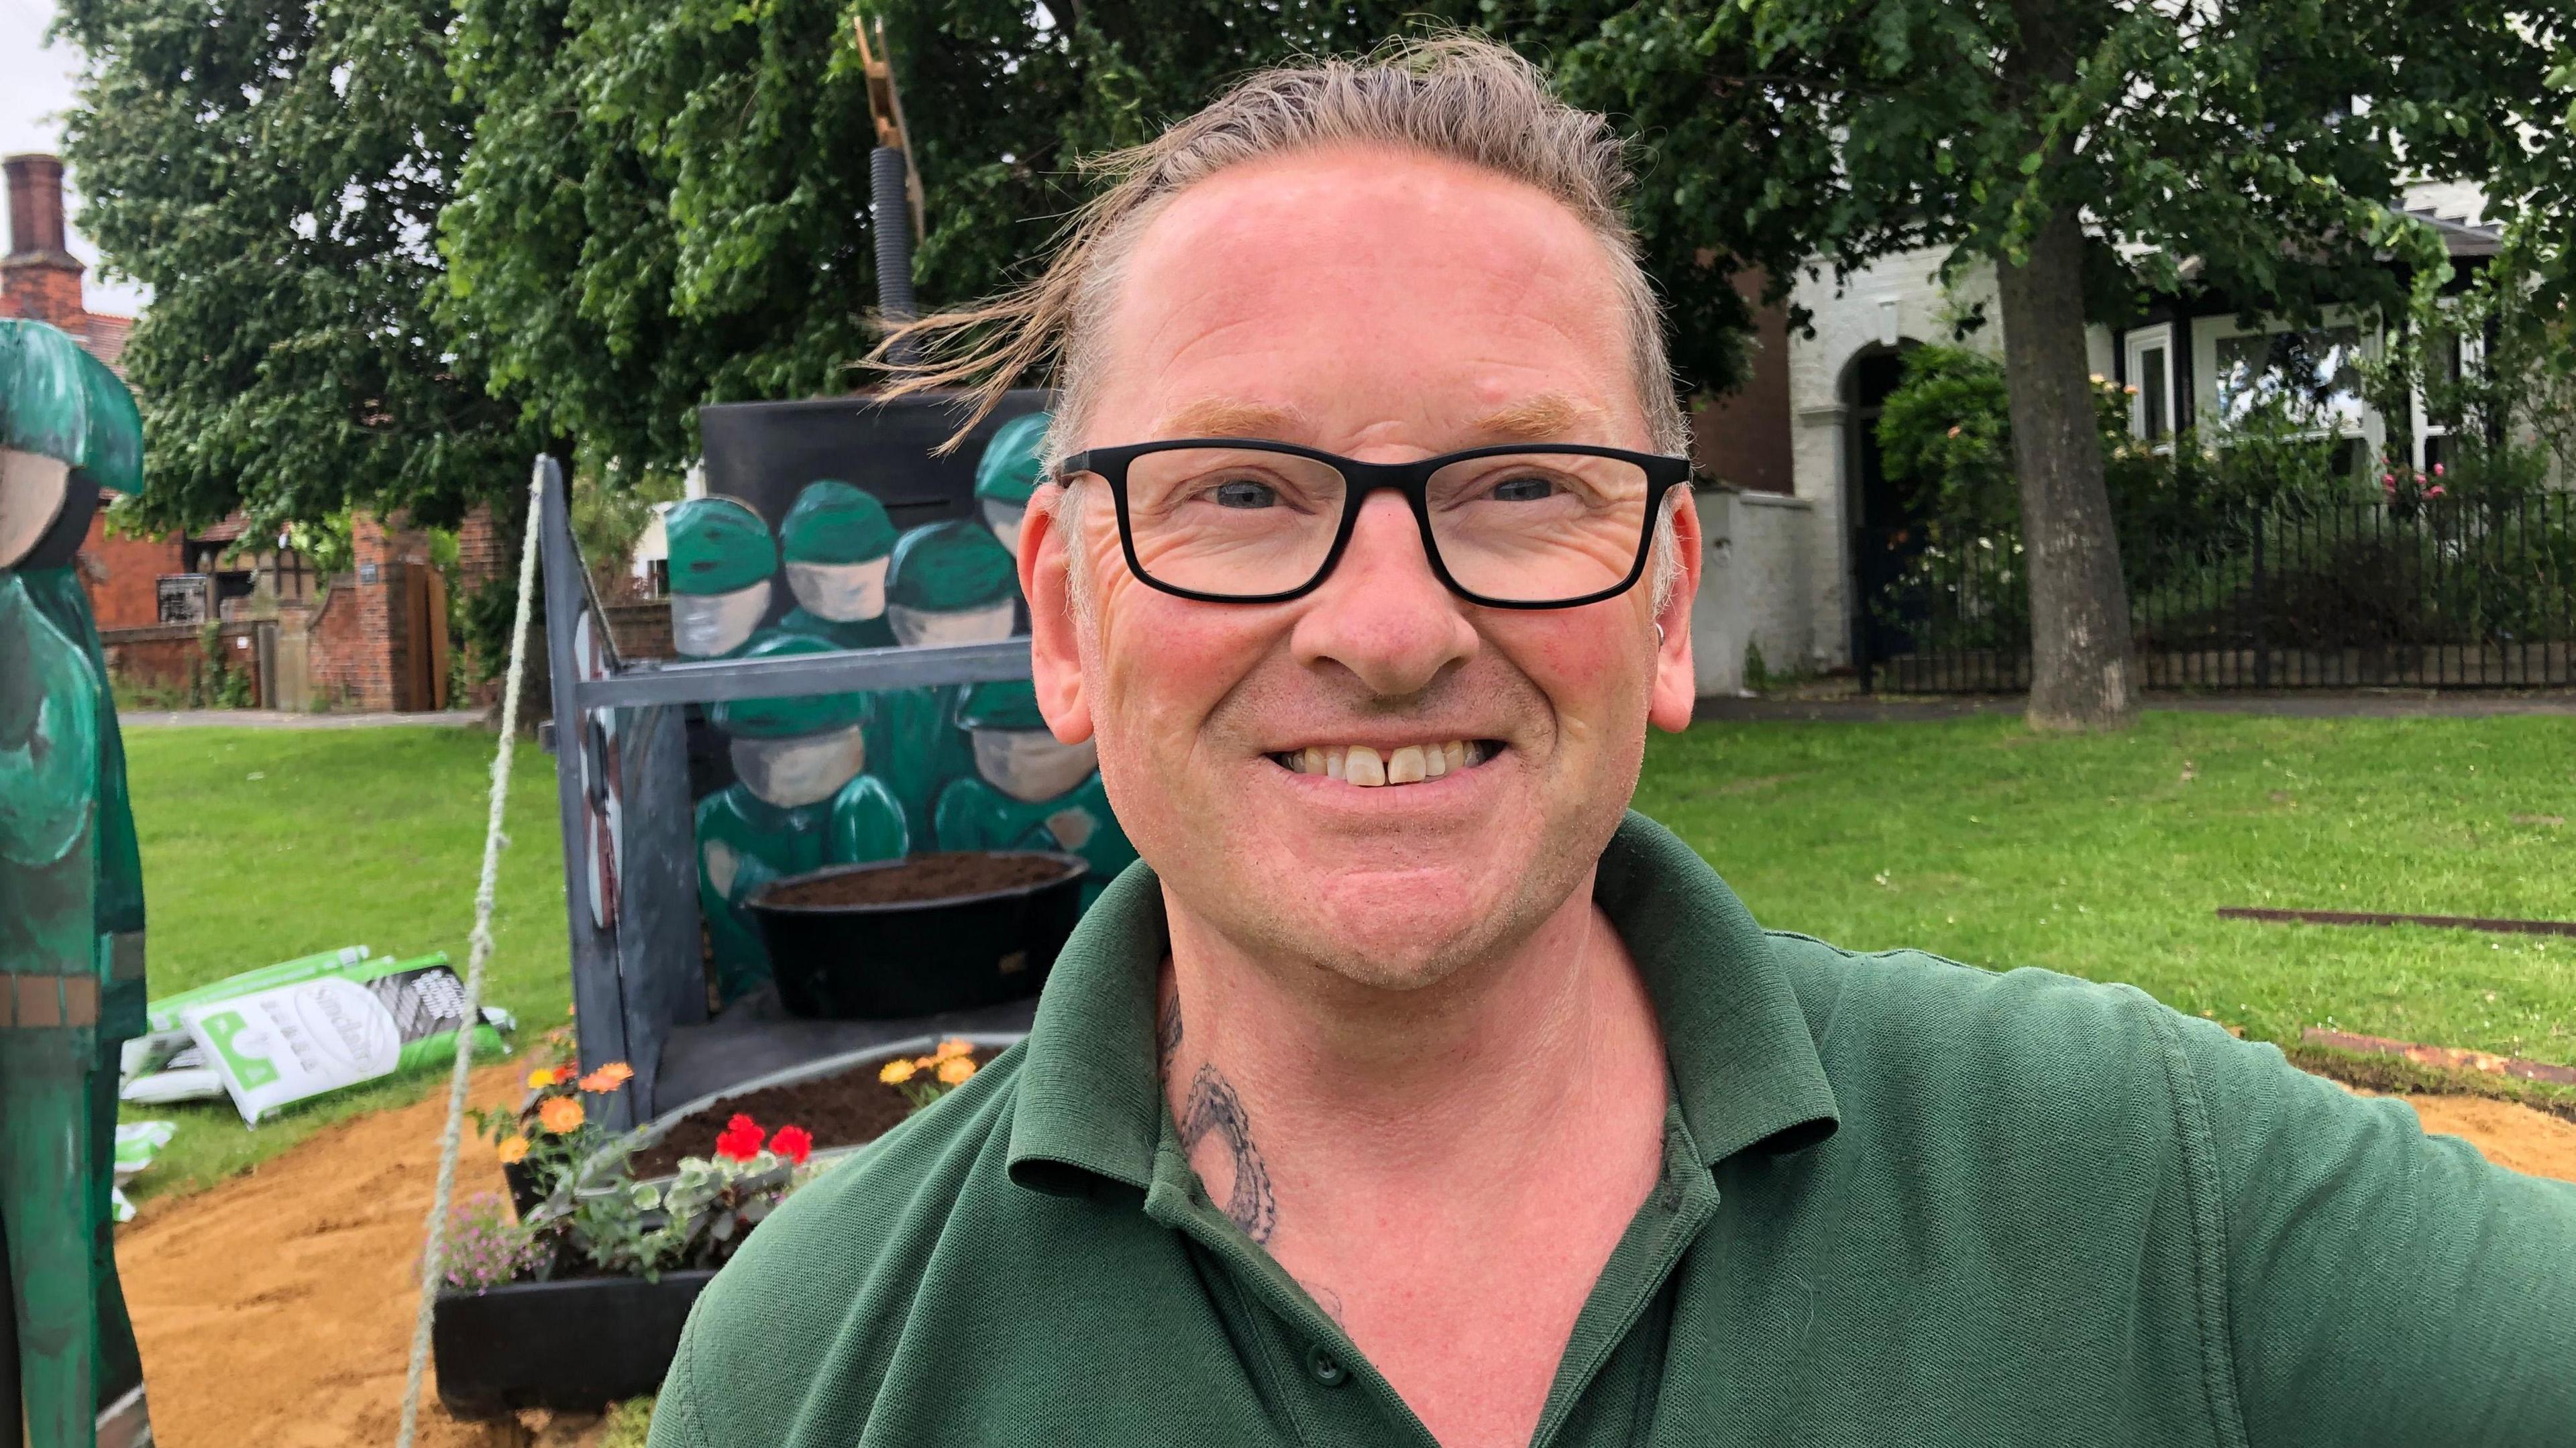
xmin=868 ymin=33 xmax=1693 ymax=468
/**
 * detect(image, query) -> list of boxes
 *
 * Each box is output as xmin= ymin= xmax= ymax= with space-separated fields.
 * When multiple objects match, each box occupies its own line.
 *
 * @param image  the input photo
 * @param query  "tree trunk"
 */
xmin=1996 ymin=209 xmax=2136 ymax=731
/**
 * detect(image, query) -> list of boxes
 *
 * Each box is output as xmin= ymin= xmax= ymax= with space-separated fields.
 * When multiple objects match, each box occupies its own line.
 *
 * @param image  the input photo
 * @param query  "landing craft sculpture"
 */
xmin=0 ymin=317 xmax=152 ymax=1448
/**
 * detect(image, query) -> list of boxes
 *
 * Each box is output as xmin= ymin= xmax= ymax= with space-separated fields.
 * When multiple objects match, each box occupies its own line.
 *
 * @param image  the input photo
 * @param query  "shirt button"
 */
xmin=1305 ymin=1343 xmax=1349 ymax=1388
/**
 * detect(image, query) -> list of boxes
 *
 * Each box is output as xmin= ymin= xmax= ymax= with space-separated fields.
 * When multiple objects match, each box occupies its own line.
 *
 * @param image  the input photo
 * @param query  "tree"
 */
xmin=54 ymin=0 xmax=543 ymax=533
xmin=439 ymin=2 xmax=1582 ymax=481
xmin=1523 ymin=0 xmax=2567 ymax=729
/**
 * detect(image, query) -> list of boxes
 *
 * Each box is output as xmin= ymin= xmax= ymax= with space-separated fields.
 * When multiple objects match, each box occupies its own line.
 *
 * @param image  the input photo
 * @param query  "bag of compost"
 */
xmin=118 ymin=1056 xmax=224 ymax=1105
xmin=144 ymin=944 xmax=374 ymax=1038
xmin=179 ymin=953 xmax=511 ymax=1125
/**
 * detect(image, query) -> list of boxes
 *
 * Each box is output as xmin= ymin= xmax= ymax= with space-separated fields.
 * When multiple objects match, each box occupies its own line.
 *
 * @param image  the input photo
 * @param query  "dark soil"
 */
xmin=628 ymin=1046 xmax=1002 ymax=1178
xmin=759 ymin=852 xmax=1075 ymax=909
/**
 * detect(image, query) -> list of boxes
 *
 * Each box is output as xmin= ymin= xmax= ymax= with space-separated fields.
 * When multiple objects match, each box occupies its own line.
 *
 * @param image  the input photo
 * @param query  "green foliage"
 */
xmin=193 ymin=622 xmax=254 ymax=709
xmin=437 ymin=0 xmax=1493 ymax=480
xmin=1870 ymin=339 xmax=2576 ymax=662
xmin=282 ymin=512 xmax=356 ymax=581
xmin=439 ymin=1191 xmax=553 ymax=1293
xmin=600 ymin=1398 xmax=656 ymax=1448
xmin=1873 ymin=346 xmax=2017 ymax=527
xmin=55 ymin=0 xmax=547 ymax=533
xmin=1535 ymin=0 xmax=2560 ymax=327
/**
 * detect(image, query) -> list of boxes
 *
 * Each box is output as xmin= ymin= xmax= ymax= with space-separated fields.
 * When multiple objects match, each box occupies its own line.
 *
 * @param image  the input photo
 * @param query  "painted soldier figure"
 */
xmin=870 ymin=520 xmax=1020 ymax=842
xmin=932 ymin=679 xmax=1134 ymax=908
xmin=694 ymin=632 xmax=909 ymax=1001
xmin=973 ymin=411 xmax=1049 ymax=559
xmin=665 ymin=496 xmax=777 ymax=661
xmin=0 ymin=317 xmax=151 ymax=1448
xmin=777 ymin=480 xmax=898 ymax=653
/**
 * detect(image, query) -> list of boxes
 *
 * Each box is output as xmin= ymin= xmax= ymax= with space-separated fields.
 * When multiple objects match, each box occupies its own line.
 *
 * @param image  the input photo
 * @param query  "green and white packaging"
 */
xmin=118 ymin=1057 xmax=223 ymax=1105
xmin=113 ymin=1121 xmax=175 ymax=1183
xmin=179 ymin=953 xmax=510 ymax=1125
xmin=123 ymin=945 xmax=376 ymax=1085
xmin=109 ymin=1121 xmax=177 ymax=1223
xmin=145 ymin=944 xmax=373 ymax=1037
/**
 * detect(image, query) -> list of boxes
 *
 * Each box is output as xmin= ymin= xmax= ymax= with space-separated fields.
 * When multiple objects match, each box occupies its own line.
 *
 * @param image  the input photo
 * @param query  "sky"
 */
xmin=2 ymin=0 xmax=153 ymax=317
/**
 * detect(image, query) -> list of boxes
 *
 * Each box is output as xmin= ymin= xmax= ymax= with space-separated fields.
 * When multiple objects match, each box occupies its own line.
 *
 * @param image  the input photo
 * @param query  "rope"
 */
xmin=394 ymin=463 xmax=549 ymax=1448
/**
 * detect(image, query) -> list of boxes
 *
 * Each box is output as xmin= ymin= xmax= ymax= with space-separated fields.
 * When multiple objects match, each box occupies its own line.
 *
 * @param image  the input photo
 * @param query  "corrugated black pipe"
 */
xmin=871 ymin=146 xmax=920 ymax=366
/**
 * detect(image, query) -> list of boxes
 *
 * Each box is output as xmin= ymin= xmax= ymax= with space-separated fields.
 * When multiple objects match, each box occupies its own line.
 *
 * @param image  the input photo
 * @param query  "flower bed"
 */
xmin=627 ymin=1039 xmax=1001 ymax=1179
xmin=435 ymin=1032 xmax=1005 ymax=1416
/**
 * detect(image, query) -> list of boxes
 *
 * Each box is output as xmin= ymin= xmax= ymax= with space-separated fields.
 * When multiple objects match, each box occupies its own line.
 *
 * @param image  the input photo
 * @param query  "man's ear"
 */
xmin=1021 ymin=481 xmax=1096 ymax=746
xmin=1647 ymin=490 xmax=1701 ymax=734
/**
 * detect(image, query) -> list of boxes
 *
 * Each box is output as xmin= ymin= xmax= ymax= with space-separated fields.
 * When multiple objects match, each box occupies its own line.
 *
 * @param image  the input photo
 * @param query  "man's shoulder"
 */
xmin=1758 ymin=927 xmax=2254 ymax=1156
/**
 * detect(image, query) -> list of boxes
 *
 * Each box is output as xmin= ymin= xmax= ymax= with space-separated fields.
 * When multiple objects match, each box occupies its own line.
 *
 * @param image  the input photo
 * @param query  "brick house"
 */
xmin=5 ymin=150 xmax=496 ymax=710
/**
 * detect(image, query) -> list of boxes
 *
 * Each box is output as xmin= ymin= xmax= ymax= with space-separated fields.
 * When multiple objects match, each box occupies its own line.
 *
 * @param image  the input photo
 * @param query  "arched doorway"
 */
xmin=1841 ymin=342 xmax=1923 ymax=680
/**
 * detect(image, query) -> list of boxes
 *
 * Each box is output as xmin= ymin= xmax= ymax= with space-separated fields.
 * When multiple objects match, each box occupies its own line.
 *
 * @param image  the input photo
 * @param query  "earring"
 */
xmin=1654 ymin=624 xmax=1666 ymax=647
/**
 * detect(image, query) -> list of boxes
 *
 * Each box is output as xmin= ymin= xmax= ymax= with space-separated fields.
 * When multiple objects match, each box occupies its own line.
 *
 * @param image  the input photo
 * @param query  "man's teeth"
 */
xmin=1277 ymin=740 xmax=1491 ymax=786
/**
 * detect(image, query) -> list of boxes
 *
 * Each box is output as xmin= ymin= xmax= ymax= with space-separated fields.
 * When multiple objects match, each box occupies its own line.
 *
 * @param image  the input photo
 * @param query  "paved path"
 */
xmin=120 ymin=708 xmax=490 ymax=729
xmin=1693 ymin=690 xmax=2576 ymax=722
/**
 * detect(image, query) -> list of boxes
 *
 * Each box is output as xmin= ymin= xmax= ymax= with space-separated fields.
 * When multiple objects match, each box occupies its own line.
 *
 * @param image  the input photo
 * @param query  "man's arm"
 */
xmin=2177 ymin=1017 xmax=2576 ymax=1445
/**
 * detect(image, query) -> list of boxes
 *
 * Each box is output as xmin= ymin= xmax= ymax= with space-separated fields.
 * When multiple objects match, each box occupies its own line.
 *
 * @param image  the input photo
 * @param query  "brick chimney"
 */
xmin=3 ymin=154 xmax=88 ymax=327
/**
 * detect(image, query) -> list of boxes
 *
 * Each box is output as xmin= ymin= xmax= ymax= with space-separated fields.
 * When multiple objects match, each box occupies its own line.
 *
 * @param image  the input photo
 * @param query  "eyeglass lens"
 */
xmin=1121 ymin=447 xmax=1653 ymax=602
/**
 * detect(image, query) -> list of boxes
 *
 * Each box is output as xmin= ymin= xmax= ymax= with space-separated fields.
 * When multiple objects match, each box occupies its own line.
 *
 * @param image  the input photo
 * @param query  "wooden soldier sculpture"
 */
xmin=0 ymin=317 xmax=152 ymax=1448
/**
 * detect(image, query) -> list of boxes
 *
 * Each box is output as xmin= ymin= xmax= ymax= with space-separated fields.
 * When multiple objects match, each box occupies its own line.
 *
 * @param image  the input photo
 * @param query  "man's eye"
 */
xmin=1212 ymin=479 xmax=1278 ymax=509
xmin=1490 ymin=474 xmax=1560 ymax=502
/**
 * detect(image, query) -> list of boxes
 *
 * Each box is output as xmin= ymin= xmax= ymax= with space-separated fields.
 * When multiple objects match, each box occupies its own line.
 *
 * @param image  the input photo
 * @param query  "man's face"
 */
xmin=1025 ymin=146 xmax=1700 ymax=990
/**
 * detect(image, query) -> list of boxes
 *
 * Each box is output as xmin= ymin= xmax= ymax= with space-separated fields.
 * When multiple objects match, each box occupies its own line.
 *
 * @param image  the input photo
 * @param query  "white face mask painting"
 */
xmin=784 ymin=558 xmax=890 ymax=622
xmin=670 ymin=579 xmax=772 ymax=658
xmin=0 ymin=447 xmax=72 ymax=570
xmin=972 ymin=730 xmax=1099 ymax=804
xmin=731 ymin=726 xmax=867 ymax=809
xmin=981 ymin=500 xmax=1026 ymax=559
xmin=888 ymin=598 xmax=1020 ymax=649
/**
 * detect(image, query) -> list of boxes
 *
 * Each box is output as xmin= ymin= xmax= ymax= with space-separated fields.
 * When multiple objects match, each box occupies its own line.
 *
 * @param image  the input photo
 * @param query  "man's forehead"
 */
xmin=1152 ymin=392 xmax=1605 ymax=447
xmin=1081 ymin=145 xmax=1642 ymax=449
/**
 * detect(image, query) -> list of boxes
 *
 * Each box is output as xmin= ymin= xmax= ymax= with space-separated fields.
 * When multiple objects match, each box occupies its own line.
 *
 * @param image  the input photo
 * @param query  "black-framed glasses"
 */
xmin=1057 ymin=439 xmax=1692 ymax=608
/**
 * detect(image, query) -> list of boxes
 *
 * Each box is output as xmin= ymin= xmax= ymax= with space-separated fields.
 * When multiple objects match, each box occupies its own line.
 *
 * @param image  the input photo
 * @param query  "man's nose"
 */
xmin=1288 ymin=489 xmax=1477 ymax=696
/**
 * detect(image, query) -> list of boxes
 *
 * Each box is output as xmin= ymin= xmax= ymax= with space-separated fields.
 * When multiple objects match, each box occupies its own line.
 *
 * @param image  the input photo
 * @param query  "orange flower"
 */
xmin=935 ymin=1056 xmax=977 ymax=1087
xmin=496 ymin=1135 xmax=531 ymax=1164
xmin=537 ymin=1096 xmax=586 ymax=1134
xmin=879 ymin=1058 xmax=917 ymax=1085
xmin=577 ymin=1060 xmax=635 ymax=1093
xmin=932 ymin=1038 xmax=973 ymax=1061
xmin=551 ymin=1065 xmax=578 ymax=1085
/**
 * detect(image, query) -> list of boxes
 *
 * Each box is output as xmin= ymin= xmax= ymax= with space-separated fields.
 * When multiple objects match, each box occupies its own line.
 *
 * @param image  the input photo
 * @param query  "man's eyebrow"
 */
xmin=1158 ymin=398 xmax=1313 ymax=440
xmin=1466 ymin=393 xmax=1596 ymax=442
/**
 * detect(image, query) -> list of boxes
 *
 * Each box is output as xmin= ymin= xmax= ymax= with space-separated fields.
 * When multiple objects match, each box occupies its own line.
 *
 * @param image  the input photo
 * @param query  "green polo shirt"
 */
xmin=651 ymin=812 xmax=2576 ymax=1447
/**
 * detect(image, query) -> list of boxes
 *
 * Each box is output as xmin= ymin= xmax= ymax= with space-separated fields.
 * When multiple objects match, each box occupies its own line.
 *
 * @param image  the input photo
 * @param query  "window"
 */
xmin=2211 ymin=325 xmax=2367 ymax=434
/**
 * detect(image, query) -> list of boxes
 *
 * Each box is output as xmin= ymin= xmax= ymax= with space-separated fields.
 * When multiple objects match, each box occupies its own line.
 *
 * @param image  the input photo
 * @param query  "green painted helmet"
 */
xmin=667 ymin=496 xmax=777 ymax=595
xmin=886 ymin=520 xmax=1016 ymax=612
xmin=782 ymin=480 xmax=897 ymax=564
xmin=0 ymin=318 xmax=142 ymax=494
xmin=973 ymin=412 xmax=1051 ymax=507
xmin=708 ymin=632 xmax=873 ymax=737
xmin=952 ymin=677 xmax=1049 ymax=732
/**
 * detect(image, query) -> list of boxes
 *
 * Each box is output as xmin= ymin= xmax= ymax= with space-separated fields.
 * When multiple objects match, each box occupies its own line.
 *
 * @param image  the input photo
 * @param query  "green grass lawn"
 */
xmin=115 ymin=710 xmax=2575 ymax=1205
xmin=119 ymin=726 xmax=568 ymax=1202
xmin=1638 ymin=711 xmax=2576 ymax=1070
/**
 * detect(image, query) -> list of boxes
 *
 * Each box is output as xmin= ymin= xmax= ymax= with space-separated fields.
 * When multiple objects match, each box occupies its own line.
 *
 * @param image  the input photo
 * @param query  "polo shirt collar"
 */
xmin=1006 ymin=810 xmax=1839 ymax=1196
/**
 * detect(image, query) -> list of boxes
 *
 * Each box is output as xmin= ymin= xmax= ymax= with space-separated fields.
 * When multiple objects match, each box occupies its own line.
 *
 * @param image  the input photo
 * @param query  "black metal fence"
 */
xmin=1857 ymin=492 xmax=2576 ymax=692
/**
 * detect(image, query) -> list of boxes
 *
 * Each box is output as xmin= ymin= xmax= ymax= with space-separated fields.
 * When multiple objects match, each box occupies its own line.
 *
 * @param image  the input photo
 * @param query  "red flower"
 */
xmin=771 ymin=1125 xmax=814 ymax=1166
xmin=714 ymin=1113 xmax=766 ymax=1162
